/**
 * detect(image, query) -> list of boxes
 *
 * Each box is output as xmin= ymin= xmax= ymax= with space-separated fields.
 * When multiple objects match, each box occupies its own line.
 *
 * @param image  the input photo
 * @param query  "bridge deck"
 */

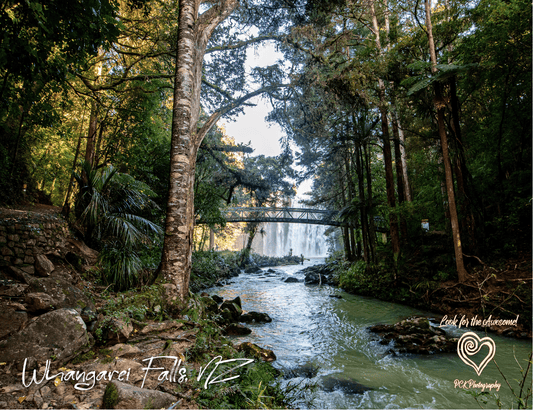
xmin=208 ymin=207 xmax=388 ymax=232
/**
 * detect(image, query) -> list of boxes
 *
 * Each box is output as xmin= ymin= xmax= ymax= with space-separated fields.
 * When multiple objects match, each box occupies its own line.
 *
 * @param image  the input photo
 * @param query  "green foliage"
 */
xmin=74 ymin=162 xmax=162 ymax=290
xmin=189 ymin=250 xmax=239 ymax=292
xmin=194 ymin=360 xmax=292 ymax=409
xmin=94 ymin=284 xmax=167 ymax=343
xmin=466 ymin=352 xmax=532 ymax=409
xmin=337 ymin=260 xmax=367 ymax=290
xmin=102 ymin=382 xmax=120 ymax=409
xmin=185 ymin=319 xmax=232 ymax=363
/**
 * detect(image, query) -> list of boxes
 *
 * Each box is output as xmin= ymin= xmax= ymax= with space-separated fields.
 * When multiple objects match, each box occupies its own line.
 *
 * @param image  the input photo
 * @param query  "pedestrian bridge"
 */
xmin=215 ymin=207 xmax=388 ymax=232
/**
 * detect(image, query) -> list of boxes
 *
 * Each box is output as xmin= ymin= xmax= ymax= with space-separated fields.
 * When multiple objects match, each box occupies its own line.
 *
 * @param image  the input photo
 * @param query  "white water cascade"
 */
xmin=252 ymin=201 xmax=329 ymax=257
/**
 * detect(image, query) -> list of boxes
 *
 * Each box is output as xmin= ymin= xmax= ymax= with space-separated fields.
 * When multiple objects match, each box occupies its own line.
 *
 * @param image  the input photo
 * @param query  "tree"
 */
xmin=159 ymin=0 xmax=300 ymax=301
xmin=0 ymin=0 xmax=145 ymax=203
xmin=423 ymin=0 xmax=467 ymax=282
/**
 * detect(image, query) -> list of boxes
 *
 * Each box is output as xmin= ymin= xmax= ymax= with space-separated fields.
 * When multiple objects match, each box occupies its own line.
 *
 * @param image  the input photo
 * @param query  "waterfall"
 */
xmin=252 ymin=200 xmax=329 ymax=257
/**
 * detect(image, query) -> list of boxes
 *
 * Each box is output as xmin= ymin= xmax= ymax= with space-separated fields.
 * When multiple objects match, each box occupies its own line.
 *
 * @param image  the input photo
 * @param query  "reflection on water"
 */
xmin=209 ymin=259 xmax=532 ymax=409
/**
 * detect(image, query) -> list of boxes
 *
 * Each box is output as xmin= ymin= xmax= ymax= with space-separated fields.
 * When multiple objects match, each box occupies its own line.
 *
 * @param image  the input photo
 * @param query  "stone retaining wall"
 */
xmin=0 ymin=209 xmax=69 ymax=267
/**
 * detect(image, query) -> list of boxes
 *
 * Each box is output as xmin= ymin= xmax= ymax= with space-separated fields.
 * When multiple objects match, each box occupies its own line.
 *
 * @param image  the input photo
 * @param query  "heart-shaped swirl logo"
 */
xmin=457 ymin=332 xmax=496 ymax=376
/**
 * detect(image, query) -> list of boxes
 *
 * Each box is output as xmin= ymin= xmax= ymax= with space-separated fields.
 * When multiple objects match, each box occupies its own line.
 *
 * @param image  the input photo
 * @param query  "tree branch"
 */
xmin=205 ymin=35 xmax=282 ymax=54
xmin=195 ymin=83 xmax=290 ymax=147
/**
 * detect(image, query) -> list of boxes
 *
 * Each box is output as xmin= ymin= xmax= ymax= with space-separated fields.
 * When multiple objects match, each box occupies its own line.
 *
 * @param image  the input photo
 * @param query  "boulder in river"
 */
xmin=244 ymin=265 xmax=262 ymax=273
xmin=240 ymin=311 xmax=272 ymax=323
xmin=236 ymin=342 xmax=276 ymax=362
xmin=304 ymin=272 xmax=329 ymax=285
xmin=284 ymin=277 xmax=300 ymax=283
xmin=211 ymin=294 xmax=224 ymax=304
xmin=224 ymin=323 xmax=252 ymax=335
xmin=283 ymin=362 xmax=319 ymax=379
xmin=321 ymin=375 xmax=372 ymax=395
xmin=368 ymin=316 xmax=458 ymax=354
xmin=220 ymin=300 xmax=242 ymax=320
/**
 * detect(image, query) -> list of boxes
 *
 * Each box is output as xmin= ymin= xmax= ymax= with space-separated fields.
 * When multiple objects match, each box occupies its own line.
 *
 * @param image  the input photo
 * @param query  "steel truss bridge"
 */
xmin=215 ymin=207 xmax=388 ymax=233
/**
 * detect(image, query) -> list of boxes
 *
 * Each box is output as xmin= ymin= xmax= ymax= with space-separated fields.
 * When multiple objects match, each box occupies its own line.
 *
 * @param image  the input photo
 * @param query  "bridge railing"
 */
xmin=212 ymin=207 xmax=388 ymax=232
xmin=223 ymin=207 xmax=339 ymax=223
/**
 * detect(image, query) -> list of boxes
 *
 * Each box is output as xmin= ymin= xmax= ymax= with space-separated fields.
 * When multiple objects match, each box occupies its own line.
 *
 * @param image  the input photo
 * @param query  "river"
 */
xmin=208 ymin=258 xmax=532 ymax=409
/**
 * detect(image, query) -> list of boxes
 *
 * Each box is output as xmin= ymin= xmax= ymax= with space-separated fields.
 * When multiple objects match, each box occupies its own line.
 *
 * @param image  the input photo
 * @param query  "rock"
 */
xmin=65 ymin=239 xmax=99 ymax=265
xmin=20 ymin=265 xmax=35 ymax=275
xmin=304 ymin=272 xmax=327 ymax=285
xmin=236 ymin=342 xmax=276 ymax=362
xmin=223 ymin=323 xmax=252 ymax=336
xmin=106 ymin=318 xmax=133 ymax=343
xmin=284 ymin=277 xmax=300 ymax=283
xmin=321 ymin=376 xmax=372 ymax=395
xmin=218 ymin=308 xmax=234 ymax=325
xmin=228 ymin=296 xmax=242 ymax=309
xmin=103 ymin=381 xmax=177 ymax=409
xmin=329 ymin=294 xmax=342 ymax=299
xmin=211 ymin=294 xmax=224 ymax=304
xmin=27 ymin=267 xmax=95 ymax=312
xmin=34 ymin=254 xmax=54 ymax=277
xmin=0 ymin=283 xmax=28 ymax=296
xmin=239 ymin=312 xmax=272 ymax=323
xmin=229 ymin=267 xmax=241 ymax=277
xmin=140 ymin=321 xmax=183 ymax=335
xmin=109 ymin=344 xmax=141 ymax=358
xmin=368 ymin=316 xmax=457 ymax=354
xmin=0 ymin=383 xmax=25 ymax=394
xmin=32 ymin=390 xmax=44 ymax=408
xmin=244 ymin=266 xmax=262 ymax=273
xmin=0 ymin=308 xmax=90 ymax=368
xmin=25 ymin=292 xmax=59 ymax=313
xmin=200 ymin=296 xmax=219 ymax=313
xmin=284 ymin=363 xmax=319 ymax=379
xmin=0 ymin=307 xmax=28 ymax=338
xmin=220 ymin=301 xmax=242 ymax=320
xmin=6 ymin=265 xmax=34 ymax=284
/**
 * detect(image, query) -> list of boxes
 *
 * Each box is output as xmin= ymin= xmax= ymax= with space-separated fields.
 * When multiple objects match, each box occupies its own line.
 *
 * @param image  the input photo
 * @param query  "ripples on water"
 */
xmin=209 ymin=259 xmax=532 ymax=409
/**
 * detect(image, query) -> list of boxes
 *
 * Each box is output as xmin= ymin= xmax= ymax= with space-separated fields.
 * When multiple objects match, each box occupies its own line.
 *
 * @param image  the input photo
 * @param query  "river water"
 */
xmin=209 ymin=258 xmax=532 ymax=409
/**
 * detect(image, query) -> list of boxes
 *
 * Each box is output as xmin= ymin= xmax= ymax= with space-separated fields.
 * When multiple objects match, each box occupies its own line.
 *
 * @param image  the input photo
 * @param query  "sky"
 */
xmin=219 ymin=42 xmax=315 ymax=199
xmin=221 ymin=41 xmax=283 ymax=158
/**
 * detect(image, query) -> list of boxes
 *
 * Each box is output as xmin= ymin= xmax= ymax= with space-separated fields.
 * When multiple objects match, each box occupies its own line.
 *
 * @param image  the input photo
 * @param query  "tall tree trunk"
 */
xmin=370 ymin=0 xmax=400 ymax=266
xmin=354 ymin=143 xmax=369 ymax=262
xmin=397 ymin=120 xmax=412 ymax=201
xmin=338 ymin=168 xmax=352 ymax=260
xmin=160 ymin=1 xmax=198 ymax=302
xmin=344 ymin=152 xmax=358 ymax=261
xmin=363 ymin=143 xmax=377 ymax=264
xmin=392 ymin=110 xmax=408 ymax=240
xmin=160 ymin=0 xmax=239 ymax=302
xmin=448 ymin=76 xmax=478 ymax=253
xmin=424 ymin=0 xmax=467 ymax=282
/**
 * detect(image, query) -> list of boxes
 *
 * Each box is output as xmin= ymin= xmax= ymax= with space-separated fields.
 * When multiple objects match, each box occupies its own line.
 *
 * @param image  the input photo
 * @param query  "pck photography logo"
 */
xmin=457 ymin=332 xmax=496 ymax=376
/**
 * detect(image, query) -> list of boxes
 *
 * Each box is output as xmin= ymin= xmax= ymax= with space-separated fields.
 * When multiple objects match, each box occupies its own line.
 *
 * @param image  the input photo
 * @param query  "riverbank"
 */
xmin=190 ymin=250 xmax=303 ymax=292
xmin=0 ymin=246 xmax=304 ymax=409
xmin=318 ymin=249 xmax=532 ymax=339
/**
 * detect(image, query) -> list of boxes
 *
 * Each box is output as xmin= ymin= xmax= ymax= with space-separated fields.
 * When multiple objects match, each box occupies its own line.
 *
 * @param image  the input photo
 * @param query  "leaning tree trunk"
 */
xmin=160 ymin=0 xmax=239 ymax=302
xmin=424 ymin=0 xmax=467 ymax=282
